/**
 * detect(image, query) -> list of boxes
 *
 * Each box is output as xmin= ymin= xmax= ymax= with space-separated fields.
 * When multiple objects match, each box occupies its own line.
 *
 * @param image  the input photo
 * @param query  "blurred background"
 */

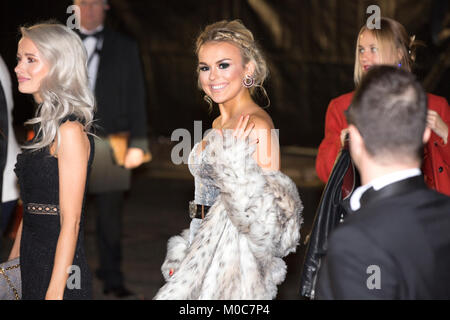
xmin=1 ymin=0 xmax=449 ymax=146
xmin=0 ymin=0 xmax=449 ymax=299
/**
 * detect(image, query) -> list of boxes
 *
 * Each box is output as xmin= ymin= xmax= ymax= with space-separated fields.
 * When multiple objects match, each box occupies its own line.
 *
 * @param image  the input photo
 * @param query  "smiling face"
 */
xmin=15 ymin=37 xmax=50 ymax=102
xmin=197 ymin=41 xmax=252 ymax=105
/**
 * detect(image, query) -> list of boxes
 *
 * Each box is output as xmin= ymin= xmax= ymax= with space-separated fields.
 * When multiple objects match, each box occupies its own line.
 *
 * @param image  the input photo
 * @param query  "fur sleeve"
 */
xmin=204 ymin=130 xmax=303 ymax=258
xmin=160 ymin=229 xmax=190 ymax=281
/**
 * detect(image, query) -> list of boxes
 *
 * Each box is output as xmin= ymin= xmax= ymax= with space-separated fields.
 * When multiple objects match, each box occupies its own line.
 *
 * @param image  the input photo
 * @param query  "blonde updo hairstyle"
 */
xmin=20 ymin=22 xmax=95 ymax=152
xmin=354 ymin=17 xmax=421 ymax=85
xmin=195 ymin=20 xmax=269 ymax=108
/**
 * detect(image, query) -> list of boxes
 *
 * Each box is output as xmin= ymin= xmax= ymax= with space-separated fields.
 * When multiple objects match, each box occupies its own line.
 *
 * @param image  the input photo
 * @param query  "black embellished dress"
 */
xmin=14 ymin=116 xmax=94 ymax=300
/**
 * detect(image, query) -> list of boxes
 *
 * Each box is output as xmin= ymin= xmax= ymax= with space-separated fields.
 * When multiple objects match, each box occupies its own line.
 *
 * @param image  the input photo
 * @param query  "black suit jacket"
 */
xmin=316 ymin=175 xmax=450 ymax=299
xmin=94 ymin=28 xmax=148 ymax=150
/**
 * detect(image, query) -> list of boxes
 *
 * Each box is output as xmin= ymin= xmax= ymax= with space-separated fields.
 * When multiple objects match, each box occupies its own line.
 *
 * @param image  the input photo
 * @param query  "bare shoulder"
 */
xmin=59 ymin=121 xmax=88 ymax=143
xmin=59 ymin=120 xmax=85 ymax=134
xmin=248 ymin=107 xmax=280 ymax=171
xmin=56 ymin=121 xmax=90 ymax=157
xmin=249 ymin=108 xmax=275 ymax=131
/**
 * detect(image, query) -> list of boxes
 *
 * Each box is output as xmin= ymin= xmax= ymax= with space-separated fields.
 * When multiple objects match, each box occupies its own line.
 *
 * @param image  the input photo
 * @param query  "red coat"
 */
xmin=316 ymin=91 xmax=450 ymax=196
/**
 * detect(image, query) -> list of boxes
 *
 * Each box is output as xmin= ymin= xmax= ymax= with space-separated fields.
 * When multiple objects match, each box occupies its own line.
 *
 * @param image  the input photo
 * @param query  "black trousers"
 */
xmin=94 ymin=191 xmax=124 ymax=290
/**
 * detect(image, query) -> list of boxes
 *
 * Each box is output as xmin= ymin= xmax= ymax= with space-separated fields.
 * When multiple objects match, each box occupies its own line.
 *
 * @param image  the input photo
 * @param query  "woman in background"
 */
xmin=316 ymin=17 xmax=449 ymax=195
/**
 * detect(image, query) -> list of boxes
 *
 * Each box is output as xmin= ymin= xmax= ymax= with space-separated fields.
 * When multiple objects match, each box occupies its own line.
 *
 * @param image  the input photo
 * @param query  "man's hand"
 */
xmin=124 ymin=147 xmax=145 ymax=169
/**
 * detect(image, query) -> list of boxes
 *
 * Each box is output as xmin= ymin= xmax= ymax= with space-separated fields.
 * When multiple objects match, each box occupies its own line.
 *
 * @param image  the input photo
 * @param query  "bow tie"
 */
xmin=77 ymin=29 xmax=104 ymax=41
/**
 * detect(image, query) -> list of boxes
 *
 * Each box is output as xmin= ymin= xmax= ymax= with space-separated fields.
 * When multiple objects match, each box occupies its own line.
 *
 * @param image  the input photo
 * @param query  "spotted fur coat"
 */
xmin=154 ymin=131 xmax=303 ymax=300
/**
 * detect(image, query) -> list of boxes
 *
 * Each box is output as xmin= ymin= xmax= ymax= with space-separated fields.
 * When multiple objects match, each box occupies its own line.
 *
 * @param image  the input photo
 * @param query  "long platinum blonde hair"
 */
xmin=20 ymin=22 xmax=95 ymax=152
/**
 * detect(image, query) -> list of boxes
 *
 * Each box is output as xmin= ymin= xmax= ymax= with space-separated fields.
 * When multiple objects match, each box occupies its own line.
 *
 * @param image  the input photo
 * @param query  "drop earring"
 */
xmin=243 ymin=74 xmax=255 ymax=88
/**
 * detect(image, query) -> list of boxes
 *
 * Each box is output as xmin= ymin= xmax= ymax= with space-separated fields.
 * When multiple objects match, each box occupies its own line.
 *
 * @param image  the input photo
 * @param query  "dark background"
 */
xmin=0 ymin=0 xmax=449 ymax=147
xmin=0 ymin=0 xmax=449 ymax=300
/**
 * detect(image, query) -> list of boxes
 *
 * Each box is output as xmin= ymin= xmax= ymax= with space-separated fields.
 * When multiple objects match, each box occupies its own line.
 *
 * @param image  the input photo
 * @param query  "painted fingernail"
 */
xmin=169 ymin=269 xmax=174 ymax=276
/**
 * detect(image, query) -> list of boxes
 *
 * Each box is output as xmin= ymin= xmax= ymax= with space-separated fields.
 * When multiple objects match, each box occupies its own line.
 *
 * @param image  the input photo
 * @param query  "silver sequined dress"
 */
xmin=187 ymin=135 xmax=220 ymax=244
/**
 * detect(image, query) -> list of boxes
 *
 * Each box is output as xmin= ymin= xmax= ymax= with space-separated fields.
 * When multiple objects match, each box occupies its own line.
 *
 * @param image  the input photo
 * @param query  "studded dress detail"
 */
xmin=14 ymin=115 xmax=94 ymax=299
xmin=187 ymin=136 xmax=220 ymax=243
xmin=188 ymin=139 xmax=220 ymax=207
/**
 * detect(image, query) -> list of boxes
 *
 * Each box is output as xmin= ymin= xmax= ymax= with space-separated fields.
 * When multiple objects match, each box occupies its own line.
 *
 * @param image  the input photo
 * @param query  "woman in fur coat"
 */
xmin=154 ymin=20 xmax=303 ymax=300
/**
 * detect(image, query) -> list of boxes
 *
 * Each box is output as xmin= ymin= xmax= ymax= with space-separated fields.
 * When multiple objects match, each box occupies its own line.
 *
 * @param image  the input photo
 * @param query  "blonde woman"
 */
xmin=155 ymin=20 xmax=303 ymax=300
xmin=8 ymin=22 xmax=95 ymax=300
xmin=316 ymin=17 xmax=450 ymax=196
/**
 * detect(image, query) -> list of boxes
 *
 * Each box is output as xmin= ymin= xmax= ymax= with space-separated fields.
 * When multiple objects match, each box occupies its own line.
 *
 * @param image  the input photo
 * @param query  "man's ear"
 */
xmin=348 ymin=124 xmax=365 ymax=161
xmin=423 ymin=126 xmax=431 ymax=144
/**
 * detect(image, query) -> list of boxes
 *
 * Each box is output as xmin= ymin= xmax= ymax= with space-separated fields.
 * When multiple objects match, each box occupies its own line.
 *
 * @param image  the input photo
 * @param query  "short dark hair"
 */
xmin=346 ymin=65 xmax=427 ymax=163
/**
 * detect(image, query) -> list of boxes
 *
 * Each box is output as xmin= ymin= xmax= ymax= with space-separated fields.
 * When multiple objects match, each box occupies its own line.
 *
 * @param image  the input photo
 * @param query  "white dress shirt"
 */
xmin=80 ymin=25 xmax=104 ymax=91
xmin=350 ymin=168 xmax=422 ymax=211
